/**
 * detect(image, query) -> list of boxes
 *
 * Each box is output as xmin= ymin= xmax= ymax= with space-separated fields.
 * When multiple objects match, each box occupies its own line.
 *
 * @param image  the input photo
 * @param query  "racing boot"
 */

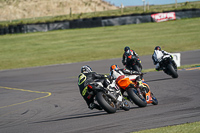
xmin=121 ymin=99 xmax=130 ymax=111
xmin=89 ymin=103 xmax=102 ymax=110
xmin=94 ymin=104 xmax=103 ymax=110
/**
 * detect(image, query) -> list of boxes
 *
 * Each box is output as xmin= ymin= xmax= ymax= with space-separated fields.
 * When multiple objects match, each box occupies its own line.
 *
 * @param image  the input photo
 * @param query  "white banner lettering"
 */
xmin=151 ymin=12 xmax=176 ymax=22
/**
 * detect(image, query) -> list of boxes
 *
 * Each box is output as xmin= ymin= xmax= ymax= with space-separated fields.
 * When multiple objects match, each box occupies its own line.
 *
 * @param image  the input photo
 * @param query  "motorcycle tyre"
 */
xmin=96 ymin=92 xmax=116 ymax=114
xmin=167 ymin=64 xmax=178 ymax=78
xmin=151 ymin=92 xmax=158 ymax=105
xmin=127 ymin=88 xmax=147 ymax=107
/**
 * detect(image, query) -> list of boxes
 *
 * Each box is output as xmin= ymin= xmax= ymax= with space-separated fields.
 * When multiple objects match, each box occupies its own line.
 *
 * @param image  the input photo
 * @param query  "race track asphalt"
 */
xmin=0 ymin=50 xmax=200 ymax=133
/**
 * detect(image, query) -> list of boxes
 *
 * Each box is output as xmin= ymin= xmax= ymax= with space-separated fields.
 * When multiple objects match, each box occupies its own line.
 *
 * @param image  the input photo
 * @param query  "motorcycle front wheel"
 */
xmin=127 ymin=88 xmax=147 ymax=107
xmin=96 ymin=92 xmax=116 ymax=114
xmin=151 ymin=92 xmax=158 ymax=105
xmin=132 ymin=65 xmax=141 ymax=72
xmin=167 ymin=64 xmax=178 ymax=78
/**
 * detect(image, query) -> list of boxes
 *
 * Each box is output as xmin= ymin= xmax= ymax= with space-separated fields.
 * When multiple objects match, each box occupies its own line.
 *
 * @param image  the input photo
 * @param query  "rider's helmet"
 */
xmin=155 ymin=46 xmax=161 ymax=51
xmin=124 ymin=46 xmax=130 ymax=54
xmin=81 ymin=65 xmax=92 ymax=73
xmin=124 ymin=46 xmax=130 ymax=52
xmin=110 ymin=64 xmax=120 ymax=71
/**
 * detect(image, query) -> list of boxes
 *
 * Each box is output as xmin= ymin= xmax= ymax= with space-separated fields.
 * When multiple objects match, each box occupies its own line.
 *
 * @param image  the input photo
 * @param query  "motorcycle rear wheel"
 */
xmin=127 ymin=88 xmax=147 ymax=107
xmin=96 ymin=92 xmax=116 ymax=114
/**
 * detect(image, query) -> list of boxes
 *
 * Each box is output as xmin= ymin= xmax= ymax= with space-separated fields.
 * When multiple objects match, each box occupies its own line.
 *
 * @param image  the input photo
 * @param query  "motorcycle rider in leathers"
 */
xmin=152 ymin=46 xmax=172 ymax=71
xmin=78 ymin=65 xmax=112 ymax=110
xmin=122 ymin=46 xmax=140 ymax=70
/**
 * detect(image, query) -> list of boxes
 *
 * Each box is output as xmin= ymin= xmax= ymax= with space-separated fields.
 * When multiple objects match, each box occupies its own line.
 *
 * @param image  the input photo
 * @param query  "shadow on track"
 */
xmin=33 ymin=106 xmax=140 ymax=124
xmin=33 ymin=111 xmax=108 ymax=123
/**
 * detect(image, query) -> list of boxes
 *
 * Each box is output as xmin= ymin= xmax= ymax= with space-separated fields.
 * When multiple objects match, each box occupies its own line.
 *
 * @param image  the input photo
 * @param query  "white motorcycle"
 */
xmin=158 ymin=55 xmax=178 ymax=78
xmin=87 ymin=79 xmax=130 ymax=114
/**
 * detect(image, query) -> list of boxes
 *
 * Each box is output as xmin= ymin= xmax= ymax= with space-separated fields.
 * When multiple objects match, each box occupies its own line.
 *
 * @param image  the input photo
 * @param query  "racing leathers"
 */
xmin=122 ymin=50 xmax=140 ymax=70
xmin=152 ymin=50 xmax=171 ymax=70
xmin=78 ymin=72 xmax=111 ymax=110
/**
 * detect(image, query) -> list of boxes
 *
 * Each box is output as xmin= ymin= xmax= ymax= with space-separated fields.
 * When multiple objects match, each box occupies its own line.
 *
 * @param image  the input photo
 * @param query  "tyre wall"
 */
xmin=0 ymin=9 xmax=199 ymax=35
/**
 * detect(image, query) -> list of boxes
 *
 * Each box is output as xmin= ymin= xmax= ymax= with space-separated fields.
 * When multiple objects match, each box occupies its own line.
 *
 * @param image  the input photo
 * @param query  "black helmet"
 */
xmin=124 ymin=46 xmax=130 ymax=52
xmin=155 ymin=46 xmax=161 ymax=51
xmin=81 ymin=65 xmax=92 ymax=73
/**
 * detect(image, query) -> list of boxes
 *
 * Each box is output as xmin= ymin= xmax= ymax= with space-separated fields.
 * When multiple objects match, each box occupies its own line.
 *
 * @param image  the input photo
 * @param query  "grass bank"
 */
xmin=0 ymin=17 xmax=200 ymax=70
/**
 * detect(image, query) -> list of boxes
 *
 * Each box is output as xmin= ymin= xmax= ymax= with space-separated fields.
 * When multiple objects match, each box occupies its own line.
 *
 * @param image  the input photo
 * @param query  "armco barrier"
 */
xmin=0 ymin=9 xmax=199 ymax=35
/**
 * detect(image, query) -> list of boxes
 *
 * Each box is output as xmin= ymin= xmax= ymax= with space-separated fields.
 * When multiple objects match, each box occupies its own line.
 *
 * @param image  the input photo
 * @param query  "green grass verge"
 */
xmin=133 ymin=121 xmax=200 ymax=133
xmin=0 ymin=17 xmax=200 ymax=70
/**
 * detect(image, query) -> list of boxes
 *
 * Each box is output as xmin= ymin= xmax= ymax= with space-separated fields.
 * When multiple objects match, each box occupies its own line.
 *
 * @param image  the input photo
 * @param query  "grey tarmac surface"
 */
xmin=0 ymin=50 xmax=200 ymax=133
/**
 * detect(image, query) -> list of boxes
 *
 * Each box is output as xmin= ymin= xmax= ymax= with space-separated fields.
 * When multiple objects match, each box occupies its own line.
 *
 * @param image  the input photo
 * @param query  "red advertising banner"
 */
xmin=151 ymin=12 xmax=176 ymax=22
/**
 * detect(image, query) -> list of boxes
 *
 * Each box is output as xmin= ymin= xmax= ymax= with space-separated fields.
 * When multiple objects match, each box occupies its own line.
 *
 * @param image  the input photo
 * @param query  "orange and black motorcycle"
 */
xmin=115 ymin=74 xmax=158 ymax=107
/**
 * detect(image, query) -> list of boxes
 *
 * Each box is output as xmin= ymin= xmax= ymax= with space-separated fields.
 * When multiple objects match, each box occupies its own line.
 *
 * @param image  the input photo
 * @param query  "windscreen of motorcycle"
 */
xmin=111 ymin=70 xmax=124 ymax=79
xmin=128 ymin=75 xmax=138 ymax=81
